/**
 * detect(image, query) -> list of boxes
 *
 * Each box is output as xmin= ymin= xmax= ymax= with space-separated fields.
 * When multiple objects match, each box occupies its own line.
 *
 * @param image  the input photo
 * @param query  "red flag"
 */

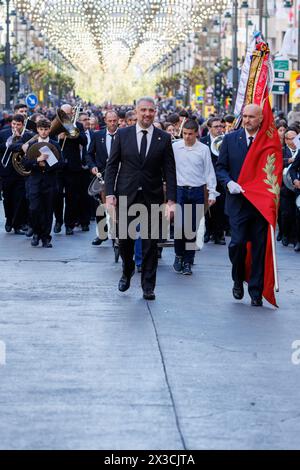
xmin=238 ymin=97 xmax=283 ymax=306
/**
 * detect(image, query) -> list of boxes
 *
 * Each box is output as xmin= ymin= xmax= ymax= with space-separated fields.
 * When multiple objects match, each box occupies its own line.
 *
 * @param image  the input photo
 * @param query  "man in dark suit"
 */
xmin=85 ymin=110 xmax=118 ymax=245
xmin=200 ymin=116 xmax=227 ymax=245
xmin=216 ymin=104 xmax=267 ymax=307
xmin=288 ymin=143 xmax=300 ymax=252
xmin=105 ymin=97 xmax=177 ymax=300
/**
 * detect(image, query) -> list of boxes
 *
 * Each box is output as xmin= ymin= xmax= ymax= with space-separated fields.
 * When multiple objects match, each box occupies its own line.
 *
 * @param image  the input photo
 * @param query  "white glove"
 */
xmin=227 ymin=180 xmax=245 ymax=194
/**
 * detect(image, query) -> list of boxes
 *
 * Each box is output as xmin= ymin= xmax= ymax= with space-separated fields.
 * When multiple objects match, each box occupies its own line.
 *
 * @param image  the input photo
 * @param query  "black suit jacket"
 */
xmin=216 ymin=128 xmax=250 ymax=217
xmin=105 ymin=125 xmax=177 ymax=206
xmin=200 ymin=134 xmax=219 ymax=166
xmin=58 ymin=121 xmax=87 ymax=172
xmin=85 ymin=129 xmax=108 ymax=173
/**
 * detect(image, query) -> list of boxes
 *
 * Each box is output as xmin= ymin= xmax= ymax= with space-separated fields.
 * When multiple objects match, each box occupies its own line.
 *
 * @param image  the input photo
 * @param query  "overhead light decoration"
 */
xmin=15 ymin=0 xmax=228 ymax=73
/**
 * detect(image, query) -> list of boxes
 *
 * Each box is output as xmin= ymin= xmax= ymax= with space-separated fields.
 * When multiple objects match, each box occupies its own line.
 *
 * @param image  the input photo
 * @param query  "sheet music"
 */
xmin=39 ymin=146 xmax=58 ymax=167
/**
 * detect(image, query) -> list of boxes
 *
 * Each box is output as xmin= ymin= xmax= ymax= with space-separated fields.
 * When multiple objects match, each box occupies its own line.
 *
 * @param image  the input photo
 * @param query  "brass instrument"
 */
xmin=210 ymin=134 xmax=225 ymax=157
xmin=1 ymin=133 xmax=16 ymax=168
xmin=50 ymin=108 xmax=80 ymax=139
xmin=11 ymin=134 xmax=39 ymax=177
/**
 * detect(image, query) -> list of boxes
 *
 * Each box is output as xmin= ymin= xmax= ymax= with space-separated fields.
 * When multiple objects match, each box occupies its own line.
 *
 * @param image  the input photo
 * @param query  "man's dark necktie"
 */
xmin=248 ymin=136 xmax=254 ymax=150
xmin=140 ymin=130 xmax=148 ymax=161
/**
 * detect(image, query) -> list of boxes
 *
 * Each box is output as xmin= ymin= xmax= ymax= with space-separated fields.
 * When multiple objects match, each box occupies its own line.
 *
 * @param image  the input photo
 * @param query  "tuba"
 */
xmin=210 ymin=134 xmax=224 ymax=157
xmin=50 ymin=109 xmax=80 ymax=139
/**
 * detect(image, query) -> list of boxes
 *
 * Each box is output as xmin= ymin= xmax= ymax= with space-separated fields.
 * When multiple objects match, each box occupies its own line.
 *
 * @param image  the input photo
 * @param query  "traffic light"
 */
xmin=214 ymin=73 xmax=223 ymax=99
xmin=10 ymin=70 xmax=20 ymax=95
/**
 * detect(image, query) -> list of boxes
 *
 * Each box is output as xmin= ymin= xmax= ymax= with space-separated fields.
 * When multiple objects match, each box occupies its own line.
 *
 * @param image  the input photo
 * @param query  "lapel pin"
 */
xmin=158 ymin=137 xmax=161 ymax=141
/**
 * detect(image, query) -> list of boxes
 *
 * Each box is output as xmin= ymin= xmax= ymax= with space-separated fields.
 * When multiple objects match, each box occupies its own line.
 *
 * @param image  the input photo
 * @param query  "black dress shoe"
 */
xmin=251 ymin=297 xmax=263 ymax=307
xmin=118 ymin=269 xmax=135 ymax=292
xmin=5 ymin=223 xmax=12 ymax=233
xmin=294 ymin=242 xmax=300 ymax=252
xmin=182 ymin=262 xmax=192 ymax=275
xmin=276 ymin=232 xmax=282 ymax=242
xmin=136 ymin=265 xmax=142 ymax=273
xmin=204 ymin=233 xmax=210 ymax=243
xmin=143 ymin=290 xmax=156 ymax=300
xmin=282 ymin=236 xmax=289 ymax=247
xmin=54 ymin=222 xmax=62 ymax=234
xmin=14 ymin=229 xmax=26 ymax=235
xmin=31 ymin=234 xmax=40 ymax=247
xmin=81 ymin=225 xmax=90 ymax=232
xmin=232 ymin=282 xmax=244 ymax=300
xmin=214 ymin=236 xmax=226 ymax=245
xmin=65 ymin=227 xmax=74 ymax=235
xmin=26 ymin=227 xmax=34 ymax=238
xmin=92 ymin=237 xmax=103 ymax=246
xmin=42 ymin=240 xmax=53 ymax=248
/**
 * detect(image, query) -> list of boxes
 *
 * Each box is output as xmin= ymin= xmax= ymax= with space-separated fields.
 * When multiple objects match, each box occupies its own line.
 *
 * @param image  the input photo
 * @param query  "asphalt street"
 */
xmin=0 ymin=202 xmax=299 ymax=450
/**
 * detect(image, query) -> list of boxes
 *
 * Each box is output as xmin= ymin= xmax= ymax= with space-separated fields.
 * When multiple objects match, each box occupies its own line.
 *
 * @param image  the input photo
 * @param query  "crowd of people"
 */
xmin=0 ymin=98 xmax=299 ymax=302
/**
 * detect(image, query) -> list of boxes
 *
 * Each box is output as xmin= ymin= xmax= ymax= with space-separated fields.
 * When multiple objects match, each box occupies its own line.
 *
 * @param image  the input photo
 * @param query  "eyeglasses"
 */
xmin=211 ymin=125 xmax=223 ymax=128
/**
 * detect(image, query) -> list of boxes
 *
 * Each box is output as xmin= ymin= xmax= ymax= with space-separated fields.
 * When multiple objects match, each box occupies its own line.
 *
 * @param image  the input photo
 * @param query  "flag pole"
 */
xmin=270 ymin=224 xmax=279 ymax=292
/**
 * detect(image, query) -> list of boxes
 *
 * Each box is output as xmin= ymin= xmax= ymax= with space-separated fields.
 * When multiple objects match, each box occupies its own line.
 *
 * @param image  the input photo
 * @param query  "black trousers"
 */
xmin=28 ymin=177 xmax=57 ymax=241
xmin=280 ymin=186 xmax=295 ymax=241
xmin=53 ymin=170 xmax=65 ymax=225
xmin=205 ymin=183 xmax=226 ymax=238
xmin=2 ymin=175 xmax=27 ymax=229
xmin=228 ymin=199 xmax=268 ymax=299
xmin=64 ymin=170 xmax=90 ymax=228
xmin=118 ymin=191 xmax=159 ymax=291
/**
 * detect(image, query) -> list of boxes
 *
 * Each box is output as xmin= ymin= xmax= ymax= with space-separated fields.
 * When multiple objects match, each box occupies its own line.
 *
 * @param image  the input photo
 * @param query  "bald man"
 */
xmin=216 ymin=104 xmax=267 ymax=307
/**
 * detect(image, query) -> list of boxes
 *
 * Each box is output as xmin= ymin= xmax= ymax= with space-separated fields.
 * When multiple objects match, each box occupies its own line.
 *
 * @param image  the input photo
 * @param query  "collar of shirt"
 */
xmin=245 ymin=129 xmax=258 ymax=144
xmin=38 ymin=137 xmax=50 ymax=143
xmin=106 ymin=130 xmax=117 ymax=137
xmin=175 ymin=139 xmax=200 ymax=150
xmin=136 ymin=123 xmax=154 ymax=140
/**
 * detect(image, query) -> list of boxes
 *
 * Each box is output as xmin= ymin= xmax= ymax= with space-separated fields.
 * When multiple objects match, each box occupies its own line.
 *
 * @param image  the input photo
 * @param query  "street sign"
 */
xmin=272 ymin=82 xmax=286 ymax=95
xmin=25 ymin=93 xmax=38 ymax=108
xmin=274 ymin=59 xmax=289 ymax=71
xmin=195 ymin=84 xmax=204 ymax=103
xmin=275 ymin=71 xmax=286 ymax=80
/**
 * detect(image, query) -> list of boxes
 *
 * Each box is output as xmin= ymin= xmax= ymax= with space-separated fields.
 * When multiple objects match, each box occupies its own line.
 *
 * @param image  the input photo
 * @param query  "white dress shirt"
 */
xmin=136 ymin=123 xmax=154 ymax=156
xmin=245 ymin=129 xmax=258 ymax=146
xmin=106 ymin=130 xmax=117 ymax=157
xmin=173 ymin=139 xmax=219 ymax=199
xmin=38 ymin=137 xmax=50 ymax=143
xmin=85 ymin=129 xmax=91 ymax=149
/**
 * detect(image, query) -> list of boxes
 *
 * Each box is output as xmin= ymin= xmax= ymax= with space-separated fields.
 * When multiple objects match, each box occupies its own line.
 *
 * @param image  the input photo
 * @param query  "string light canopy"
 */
xmin=15 ymin=0 xmax=228 ymax=73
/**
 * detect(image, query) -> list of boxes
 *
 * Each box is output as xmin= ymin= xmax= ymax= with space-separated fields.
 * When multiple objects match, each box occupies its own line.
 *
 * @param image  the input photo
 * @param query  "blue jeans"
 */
xmin=174 ymin=186 xmax=204 ymax=263
xmin=134 ymin=224 xmax=142 ymax=267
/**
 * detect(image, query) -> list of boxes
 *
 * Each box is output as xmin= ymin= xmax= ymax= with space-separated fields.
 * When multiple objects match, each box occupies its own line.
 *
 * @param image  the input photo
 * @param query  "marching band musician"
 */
xmin=22 ymin=118 xmax=63 ymax=248
xmin=0 ymin=114 xmax=32 ymax=234
xmin=55 ymin=104 xmax=88 ymax=236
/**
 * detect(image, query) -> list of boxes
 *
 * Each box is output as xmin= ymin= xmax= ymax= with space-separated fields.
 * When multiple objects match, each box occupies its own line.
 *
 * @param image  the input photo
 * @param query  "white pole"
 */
xmin=270 ymin=224 xmax=279 ymax=292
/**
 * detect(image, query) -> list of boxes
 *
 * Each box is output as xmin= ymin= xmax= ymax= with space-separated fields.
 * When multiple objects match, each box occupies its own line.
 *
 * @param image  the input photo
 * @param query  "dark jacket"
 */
xmin=216 ymin=128 xmax=250 ymax=217
xmin=22 ymin=139 xmax=63 ymax=180
xmin=85 ymin=129 xmax=108 ymax=173
xmin=105 ymin=125 xmax=177 ymax=206
xmin=58 ymin=121 xmax=87 ymax=172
